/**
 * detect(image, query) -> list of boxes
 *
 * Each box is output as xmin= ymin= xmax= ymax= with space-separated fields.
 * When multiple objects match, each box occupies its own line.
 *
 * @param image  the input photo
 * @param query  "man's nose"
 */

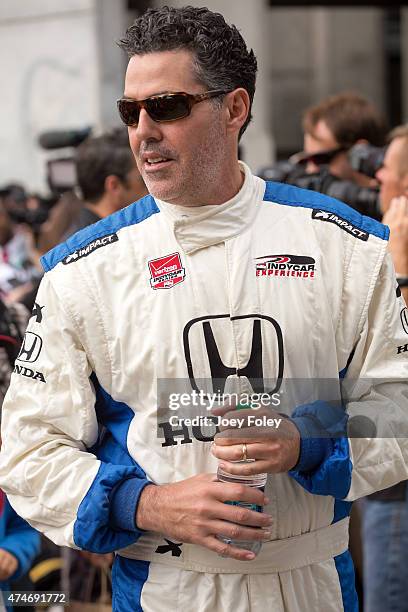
xmin=306 ymin=161 xmax=319 ymax=175
xmin=133 ymin=108 xmax=163 ymax=142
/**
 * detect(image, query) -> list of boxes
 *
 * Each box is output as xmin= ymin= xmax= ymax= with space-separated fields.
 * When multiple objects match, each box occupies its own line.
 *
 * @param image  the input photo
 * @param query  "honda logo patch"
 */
xmin=183 ymin=314 xmax=284 ymax=396
xmin=401 ymin=308 xmax=408 ymax=335
xmin=17 ymin=332 xmax=43 ymax=363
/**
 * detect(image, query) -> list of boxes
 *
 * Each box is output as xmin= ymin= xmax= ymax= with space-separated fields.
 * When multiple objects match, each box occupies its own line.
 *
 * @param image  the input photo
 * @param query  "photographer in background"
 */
xmin=260 ymin=92 xmax=387 ymax=220
xmin=363 ymin=123 xmax=408 ymax=612
xmin=302 ymin=91 xmax=386 ymax=184
xmin=377 ymin=124 xmax=408 ymax=303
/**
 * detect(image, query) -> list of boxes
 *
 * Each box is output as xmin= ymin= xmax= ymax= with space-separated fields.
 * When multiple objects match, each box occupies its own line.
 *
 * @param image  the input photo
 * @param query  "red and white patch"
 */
xmin=148 ymin=252 xmax=186 ymax=290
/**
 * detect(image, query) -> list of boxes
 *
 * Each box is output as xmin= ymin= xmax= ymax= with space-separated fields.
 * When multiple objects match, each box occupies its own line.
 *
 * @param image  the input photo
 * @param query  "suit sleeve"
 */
xmin=0 ymin=497 xmax=41 ymax=580
xmin=0 ymin=274 xmax=151 ymax=552
xmin=290 ymin=253 xmax=408 ymax=500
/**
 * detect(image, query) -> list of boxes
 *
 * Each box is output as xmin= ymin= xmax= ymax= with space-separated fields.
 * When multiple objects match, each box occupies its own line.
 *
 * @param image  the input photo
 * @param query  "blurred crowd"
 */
xmin=0 ymin=127 xmax=147 ymax=611
xmin=1 ymin=92 xmax=408 ymax=610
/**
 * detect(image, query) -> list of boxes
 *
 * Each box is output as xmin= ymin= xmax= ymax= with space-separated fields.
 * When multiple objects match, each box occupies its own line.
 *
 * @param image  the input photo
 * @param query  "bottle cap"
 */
xmin=236 ymin=402 xmax=252 ymax=411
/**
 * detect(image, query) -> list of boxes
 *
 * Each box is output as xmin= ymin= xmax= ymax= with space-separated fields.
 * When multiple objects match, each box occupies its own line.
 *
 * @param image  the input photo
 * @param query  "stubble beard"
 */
xmin=140 ymin=114 xmax=228 ymax=206
xmin=169 ymin=119 xmax=228 ymax=206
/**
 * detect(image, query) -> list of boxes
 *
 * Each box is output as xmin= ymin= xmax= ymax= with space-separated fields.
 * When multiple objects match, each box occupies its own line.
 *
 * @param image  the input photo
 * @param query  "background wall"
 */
xmin=1 ymin=0 xmax=408 ymax=192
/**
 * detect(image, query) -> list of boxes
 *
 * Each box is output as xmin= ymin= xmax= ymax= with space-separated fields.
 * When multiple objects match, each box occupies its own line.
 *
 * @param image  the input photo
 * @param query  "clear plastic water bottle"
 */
xmin=217 ymin=462 xmax=267 ymax=555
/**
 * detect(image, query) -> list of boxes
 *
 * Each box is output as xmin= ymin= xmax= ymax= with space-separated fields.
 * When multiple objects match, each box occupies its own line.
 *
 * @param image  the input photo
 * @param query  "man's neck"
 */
xmin=84 ymin=197 xmax=112 ymax=220
xmin=165 ymin=160 xmax=245 ymax=208
xmin=201 ymin=160 xmax=245 ymax=207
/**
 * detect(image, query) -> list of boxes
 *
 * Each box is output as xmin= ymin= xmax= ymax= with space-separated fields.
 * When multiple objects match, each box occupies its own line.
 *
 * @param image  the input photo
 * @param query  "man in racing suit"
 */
xmin=1 ymin=6 xmax=408 ymax=612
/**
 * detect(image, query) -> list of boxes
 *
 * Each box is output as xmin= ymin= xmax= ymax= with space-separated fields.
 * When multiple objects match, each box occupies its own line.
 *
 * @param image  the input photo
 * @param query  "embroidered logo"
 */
xmin=148 ymin=252 xmax=186 ymax=290
xmin=155 ymin=539 xmax=183 ymax=557
xmin=255 ymin=254 xmax=316 ymax=279
xmin=401 ymin=307 xmax=408 ymax=335
xmin=31 ymin=302 xmax=44 ymax=323
xmin=17 ymin=332 xmax=43 ymax=363
xmin=62 ymin=233 xmax=119 ymax=265
xmin=312 ymin=209 xmax=369 ymax=241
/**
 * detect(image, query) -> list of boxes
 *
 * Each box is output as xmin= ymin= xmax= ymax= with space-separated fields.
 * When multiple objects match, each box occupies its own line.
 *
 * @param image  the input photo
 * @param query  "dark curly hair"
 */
xmin=119 ymin=5 xmax=257 ymax=139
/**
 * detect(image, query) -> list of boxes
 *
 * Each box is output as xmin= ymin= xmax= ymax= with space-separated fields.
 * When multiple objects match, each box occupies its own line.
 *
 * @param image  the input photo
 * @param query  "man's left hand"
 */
xmin=211 ymin=405 xmax=300 ymax=475
xmin=0 ymin=548 xmax=18 ymax=580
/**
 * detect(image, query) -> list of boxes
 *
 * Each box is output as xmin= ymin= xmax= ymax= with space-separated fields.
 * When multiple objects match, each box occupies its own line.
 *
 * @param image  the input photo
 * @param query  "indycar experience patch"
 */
xmin=148 ymin=252 xmax=185 ymax=290
xmin=312 ymin=209 xmax=369 ymax=241
xmin=255 ymin=254 xmax=315 ymax=279
xmin=62 ymin=233 xmax=119 ymax=265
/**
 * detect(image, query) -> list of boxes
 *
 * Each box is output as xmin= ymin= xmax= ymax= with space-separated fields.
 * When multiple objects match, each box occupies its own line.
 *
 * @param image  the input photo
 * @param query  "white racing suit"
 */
xmin=1 ymin=163 xmax=408 ymax=611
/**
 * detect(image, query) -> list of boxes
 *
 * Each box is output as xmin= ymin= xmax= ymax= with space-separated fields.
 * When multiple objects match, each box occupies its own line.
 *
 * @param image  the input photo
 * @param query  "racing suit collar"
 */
xmin=155 ymin=162 xmax=266 ymax=254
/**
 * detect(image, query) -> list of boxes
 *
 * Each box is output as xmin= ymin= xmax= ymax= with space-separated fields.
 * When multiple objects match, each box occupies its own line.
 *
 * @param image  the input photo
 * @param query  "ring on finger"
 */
xmin=242 ymin=443 xmax=248 ymax=461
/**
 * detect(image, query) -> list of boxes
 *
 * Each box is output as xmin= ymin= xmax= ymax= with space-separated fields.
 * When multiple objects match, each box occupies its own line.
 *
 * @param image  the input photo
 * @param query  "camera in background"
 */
xmin=38 ymin=127 xmax=92 ymax=195
xmin=259 ymin=143 xmax=385 ymax=220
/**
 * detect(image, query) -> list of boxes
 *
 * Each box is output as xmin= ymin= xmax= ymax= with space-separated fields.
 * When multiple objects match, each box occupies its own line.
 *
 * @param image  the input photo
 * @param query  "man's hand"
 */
xmin=79 ymin=551 xmax=114 ymax=568
xmin=136 ymin=474 xmax=272 ymax=561
xmin=383 ymin=196 xmax=408 ymax=275
xmin=0 ymin=548 xmax=18 ymax=580
xmin=211 ymin=405 xmax=300 ymax=475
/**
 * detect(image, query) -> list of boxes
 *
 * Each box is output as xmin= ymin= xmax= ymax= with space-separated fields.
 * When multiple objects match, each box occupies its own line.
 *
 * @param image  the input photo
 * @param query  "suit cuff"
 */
xmin=110 ymin=477 xmax=152 ymax=532
xmin=291 ymin=416 xmax=333 ymax=472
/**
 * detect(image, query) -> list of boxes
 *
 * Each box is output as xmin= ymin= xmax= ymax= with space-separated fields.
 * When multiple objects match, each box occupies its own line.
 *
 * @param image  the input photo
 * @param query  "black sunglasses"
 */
xmin=117 ymin=89 xmax=230 ymax=127
xmin=292 ymin=146 xmax=349 ymax=166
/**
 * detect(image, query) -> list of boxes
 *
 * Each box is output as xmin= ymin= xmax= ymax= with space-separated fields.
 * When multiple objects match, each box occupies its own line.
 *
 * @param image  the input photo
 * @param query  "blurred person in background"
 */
xmin=301 ymin=91 xmax=386 ymax=184
xmin=58 ymin=128 xmax=145 ymax=608
xmin=37 ymin=192 xmax=83 ymax=256
xmin=0 ymin=301 xmax=64 ymax=610
xmin=34 ymin=128 xmax=147 ymax=330
xmin=302 ymin=92 xmax=389 ymax=605
xmin=377 ymin=124 xmax=408 ymax=302
xmin=38 ymin=128 xmax=147 ymax=251
xmin=64 ymin=127 xmax=147 ymax=238
xmin=363 ymin=123 xmax=408 ymax=612
xmin=1 ymin=185 xmax=52 ymax=247
xmin=260 ymin=91 xmax=386 ymax=220
xmin=0 ymin=196 xmax=41 ymax=307
xmin=0 ymin=298 xmax=40 ymax=611
xmin=0 ymin=487 xmax=40 ymax=612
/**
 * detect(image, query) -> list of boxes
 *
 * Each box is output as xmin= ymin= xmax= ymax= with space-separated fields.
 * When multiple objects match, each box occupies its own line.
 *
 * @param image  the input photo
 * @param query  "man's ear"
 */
xmin=225 ymin=88 xmax=250 ymax=136
xmin=401 ymin=172 xmax=408 ymax=196
xmin=104 ymin=174 xmax=122 ymax=195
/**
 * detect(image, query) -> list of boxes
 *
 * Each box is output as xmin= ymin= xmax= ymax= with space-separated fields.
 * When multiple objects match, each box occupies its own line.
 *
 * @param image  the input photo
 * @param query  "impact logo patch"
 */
xmin=312 ymin=209 xmax=369 ymax=241
xmin=155 ymin=539 xmax=183 ymax=557
xmin=31 ymin=302 xmax=44 ymax=324
xmin=255 ymin=254 xmax=315 ymax=279
xmin=63 ymin=233 xmax=119 ymax=265
xmin=148 ymin=252 xmax=185 ymax=290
